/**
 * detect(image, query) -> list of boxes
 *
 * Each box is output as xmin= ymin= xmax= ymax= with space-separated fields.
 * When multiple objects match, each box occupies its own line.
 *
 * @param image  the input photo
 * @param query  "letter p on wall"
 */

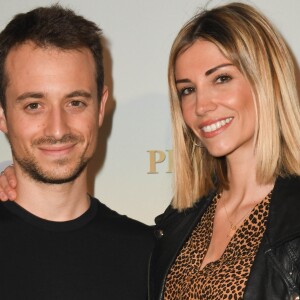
xmin=147 ymin=150 xmax=173 ymax=174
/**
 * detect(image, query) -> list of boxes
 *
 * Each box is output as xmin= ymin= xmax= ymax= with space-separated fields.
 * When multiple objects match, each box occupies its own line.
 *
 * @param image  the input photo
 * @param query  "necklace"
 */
xmin=221 ymin=195 xmax=257 ymax=238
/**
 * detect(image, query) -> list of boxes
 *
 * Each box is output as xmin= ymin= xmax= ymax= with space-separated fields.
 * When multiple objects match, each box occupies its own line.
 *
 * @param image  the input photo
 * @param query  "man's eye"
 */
xmin=70 ymin=100 xmax=85 ymax=107
xmin=25 ymin=103 xmax=40 ymax=110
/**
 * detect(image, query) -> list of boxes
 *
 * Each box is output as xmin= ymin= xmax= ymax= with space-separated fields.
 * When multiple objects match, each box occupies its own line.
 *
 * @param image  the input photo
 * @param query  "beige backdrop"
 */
xmin=0 ymin=0 xmax=299 ymax=224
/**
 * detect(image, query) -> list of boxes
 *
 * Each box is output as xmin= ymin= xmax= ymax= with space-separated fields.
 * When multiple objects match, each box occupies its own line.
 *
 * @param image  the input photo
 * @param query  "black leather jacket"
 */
xmin=149 ymin=176 xmax=300 ymax=300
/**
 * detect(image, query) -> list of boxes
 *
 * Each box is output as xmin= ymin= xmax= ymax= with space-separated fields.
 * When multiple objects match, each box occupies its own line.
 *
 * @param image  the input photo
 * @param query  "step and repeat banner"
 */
xmin=0 ymin=0 xmax=299 ymax=224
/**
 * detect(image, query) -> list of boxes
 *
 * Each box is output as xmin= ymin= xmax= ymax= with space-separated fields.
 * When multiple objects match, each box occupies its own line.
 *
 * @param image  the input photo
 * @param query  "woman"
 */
xmin=149 ymin=2 xmax=300 ymax=300
xmin=1 ymin=2 xmax=300 ymax=300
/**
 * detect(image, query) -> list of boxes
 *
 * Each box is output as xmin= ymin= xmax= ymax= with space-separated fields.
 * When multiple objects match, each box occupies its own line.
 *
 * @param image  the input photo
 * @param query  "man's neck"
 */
xmin=14 ymin=168 xmax=90 ymax=222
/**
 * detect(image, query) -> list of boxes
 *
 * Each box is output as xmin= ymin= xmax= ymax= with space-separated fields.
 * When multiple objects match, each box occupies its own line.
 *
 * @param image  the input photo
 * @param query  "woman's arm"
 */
xmin=0 ymin=164 xmax=17 ymax=200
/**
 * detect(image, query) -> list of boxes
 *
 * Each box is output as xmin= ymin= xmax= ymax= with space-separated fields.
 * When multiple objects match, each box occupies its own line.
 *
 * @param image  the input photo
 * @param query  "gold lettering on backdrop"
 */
xmin=147 ymin=150 xmax=173 ymax=174
xmin=166 ymin=150 xmax=173 ymax=173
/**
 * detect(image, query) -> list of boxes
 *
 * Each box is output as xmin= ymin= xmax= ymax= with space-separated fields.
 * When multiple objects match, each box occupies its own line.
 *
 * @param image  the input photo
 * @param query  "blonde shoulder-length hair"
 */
xmin=169 ymin=2 xmax=300 ymax=210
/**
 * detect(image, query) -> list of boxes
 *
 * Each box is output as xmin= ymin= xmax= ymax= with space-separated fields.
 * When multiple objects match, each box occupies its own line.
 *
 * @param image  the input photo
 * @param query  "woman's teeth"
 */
xmin=201 ymin=117 xmax=233 ymax=133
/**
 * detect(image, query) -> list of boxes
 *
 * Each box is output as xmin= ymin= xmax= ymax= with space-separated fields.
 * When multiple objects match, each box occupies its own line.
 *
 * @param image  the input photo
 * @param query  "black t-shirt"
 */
xmin=0 ymin=197 xmax=154 ymax=300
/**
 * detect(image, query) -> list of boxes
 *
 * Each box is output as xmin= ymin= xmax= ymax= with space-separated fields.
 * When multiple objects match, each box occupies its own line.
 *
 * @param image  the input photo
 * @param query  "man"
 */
xmin=0 ymin=5 xmax=153 ymax=299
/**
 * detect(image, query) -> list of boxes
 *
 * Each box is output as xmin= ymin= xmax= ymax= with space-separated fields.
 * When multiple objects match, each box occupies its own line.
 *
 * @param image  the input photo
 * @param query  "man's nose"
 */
xmin=43 ymin=107 xmax=70 ymax=140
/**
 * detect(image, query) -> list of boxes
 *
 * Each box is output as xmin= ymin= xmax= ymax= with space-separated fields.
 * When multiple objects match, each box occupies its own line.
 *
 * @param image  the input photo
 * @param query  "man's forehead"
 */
xmin=5 ymin=42 xmax=96 ymax=81
xmin=5 ymin=42 xmax=97 ymax=98
xmin=7 ymin=41 xmax=93 ymax=60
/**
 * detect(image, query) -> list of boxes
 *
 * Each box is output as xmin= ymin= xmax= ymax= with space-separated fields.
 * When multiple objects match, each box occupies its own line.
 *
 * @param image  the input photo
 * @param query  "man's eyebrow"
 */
xmin=205 ymin=63 xmax=233 ymax=76
xmin=16 ymin=92 xmax=44 ymax=102
xmin=16 ymin=90 xmax=93 ymax=102
xmin=66 ymin=90 xmax=92 ymax=99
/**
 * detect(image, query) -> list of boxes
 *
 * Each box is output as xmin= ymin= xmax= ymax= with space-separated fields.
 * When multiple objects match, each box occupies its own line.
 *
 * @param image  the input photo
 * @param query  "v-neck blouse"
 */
xmin=164 ymin=193 xmax=271 ymax=300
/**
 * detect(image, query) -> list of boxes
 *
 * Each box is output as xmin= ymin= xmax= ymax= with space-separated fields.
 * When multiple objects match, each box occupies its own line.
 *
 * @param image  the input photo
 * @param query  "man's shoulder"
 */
xmin=92 ymin=197 xmax=154 ymax=238
xmin=0 ymin=201 xmax=13 ymax=219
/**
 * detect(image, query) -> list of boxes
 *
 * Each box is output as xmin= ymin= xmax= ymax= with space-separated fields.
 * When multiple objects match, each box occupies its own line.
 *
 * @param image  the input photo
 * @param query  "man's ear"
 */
xmin=0 ymin=105 xmax=8 ymax=133
xmin=98 ymin=86 xmax=108 ymax=127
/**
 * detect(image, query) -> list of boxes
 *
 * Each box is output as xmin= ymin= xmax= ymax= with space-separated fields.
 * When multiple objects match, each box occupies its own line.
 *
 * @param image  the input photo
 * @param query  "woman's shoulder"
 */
xmin=267 ymin=175 xmax=300 ymax=246
xmin=271 ymin=175 xmax=300 ymax=206
xmin=275 ymin=175 xmax=300 ymax=190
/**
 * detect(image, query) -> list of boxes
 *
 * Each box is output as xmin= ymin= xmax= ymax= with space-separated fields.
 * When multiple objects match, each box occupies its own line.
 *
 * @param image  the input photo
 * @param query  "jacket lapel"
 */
xmin=150 ymin=193 xmax=214 ymax=299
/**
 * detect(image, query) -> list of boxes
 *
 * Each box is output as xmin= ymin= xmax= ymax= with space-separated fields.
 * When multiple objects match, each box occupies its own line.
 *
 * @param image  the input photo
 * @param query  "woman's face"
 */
xmin=175 ymin=40 xmax=256 ymax=159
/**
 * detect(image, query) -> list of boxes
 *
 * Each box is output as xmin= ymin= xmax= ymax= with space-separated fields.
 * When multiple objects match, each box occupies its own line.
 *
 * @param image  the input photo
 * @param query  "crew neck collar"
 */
xmin=2 ymin=196 xmax=98 ymax=232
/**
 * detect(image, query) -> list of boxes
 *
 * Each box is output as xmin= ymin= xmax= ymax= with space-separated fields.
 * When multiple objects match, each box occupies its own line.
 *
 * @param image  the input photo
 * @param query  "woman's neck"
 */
xmin=223 ymin=154 xmax=274 ymax=210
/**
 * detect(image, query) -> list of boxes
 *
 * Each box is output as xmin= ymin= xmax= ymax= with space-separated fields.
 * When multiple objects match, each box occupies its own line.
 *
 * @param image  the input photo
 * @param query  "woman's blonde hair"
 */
xmin=169 ymin=2 xmax=300 ymax=210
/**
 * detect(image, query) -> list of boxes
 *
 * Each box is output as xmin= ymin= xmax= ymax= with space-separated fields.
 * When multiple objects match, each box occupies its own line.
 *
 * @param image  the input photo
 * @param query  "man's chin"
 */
xmin=16 ymin=158 xmax=89 ymax=185
xmin=32 ymin=174 xmax=81 ymax=185
xmin=30 ymin=164 xmax=87 ymax=184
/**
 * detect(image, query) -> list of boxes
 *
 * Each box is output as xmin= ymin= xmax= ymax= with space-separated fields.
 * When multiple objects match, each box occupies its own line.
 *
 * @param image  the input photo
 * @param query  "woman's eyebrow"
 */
xmin=205 ymin=63 xmax=233 ymax=76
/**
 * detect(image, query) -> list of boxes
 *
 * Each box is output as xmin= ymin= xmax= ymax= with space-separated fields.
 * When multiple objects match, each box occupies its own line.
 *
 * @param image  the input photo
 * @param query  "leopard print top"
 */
xmin=164 ymin=193 xmax=271 ymax=300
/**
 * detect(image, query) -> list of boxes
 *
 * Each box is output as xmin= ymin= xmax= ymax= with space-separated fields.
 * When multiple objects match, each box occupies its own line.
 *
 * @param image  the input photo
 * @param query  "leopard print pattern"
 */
xmin=164 ymin=193 xmax=271 ymax=300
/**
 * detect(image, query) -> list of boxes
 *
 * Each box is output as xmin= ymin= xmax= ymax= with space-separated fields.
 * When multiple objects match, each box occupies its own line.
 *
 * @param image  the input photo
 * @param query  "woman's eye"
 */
xmin=215 ymin=74 xmax=232 ymax=84
xmin=179 ymin=87 xmax=195 ymax=97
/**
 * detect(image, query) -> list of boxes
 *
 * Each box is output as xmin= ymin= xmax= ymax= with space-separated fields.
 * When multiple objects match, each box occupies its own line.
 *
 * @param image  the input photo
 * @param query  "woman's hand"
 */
xmin=0 ymin=165 xmax=17 ymax=200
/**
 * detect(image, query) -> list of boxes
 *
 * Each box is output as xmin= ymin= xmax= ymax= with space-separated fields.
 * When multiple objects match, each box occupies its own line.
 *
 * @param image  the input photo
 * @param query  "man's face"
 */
xmin=0 ymin=42 xmax=107 ymax=184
